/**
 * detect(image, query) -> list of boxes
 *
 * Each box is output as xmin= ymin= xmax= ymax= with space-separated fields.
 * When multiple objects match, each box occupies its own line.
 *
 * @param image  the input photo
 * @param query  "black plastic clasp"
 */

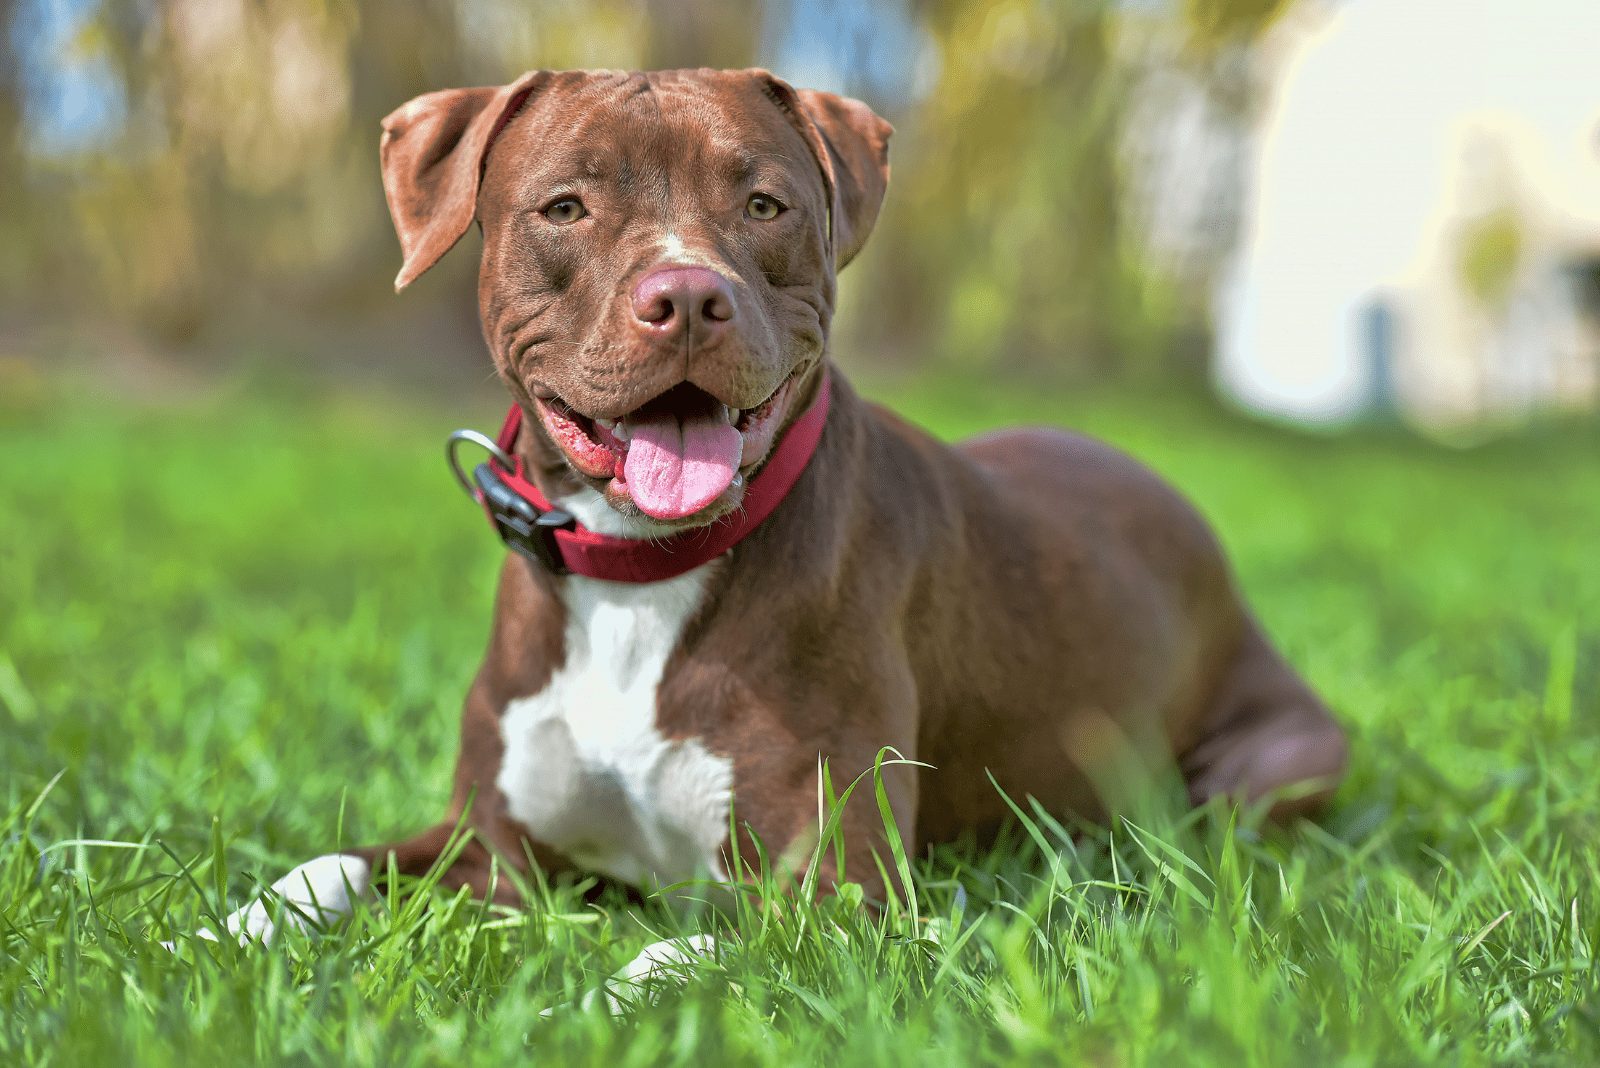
xmin=471 ymin=462 xmax=575 ymax=574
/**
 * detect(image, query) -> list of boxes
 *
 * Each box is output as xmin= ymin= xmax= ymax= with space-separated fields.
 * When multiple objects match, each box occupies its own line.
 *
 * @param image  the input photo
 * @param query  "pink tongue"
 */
xmin=622 ymin=412 xmax=743 ymax=520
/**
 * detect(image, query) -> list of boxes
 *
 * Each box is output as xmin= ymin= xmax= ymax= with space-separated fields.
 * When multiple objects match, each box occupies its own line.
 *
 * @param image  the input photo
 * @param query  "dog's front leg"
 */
xmin=164 ymin=853 xmax=371 ymax=949
xmin=167 ymin=824 xmax=537 ymax=949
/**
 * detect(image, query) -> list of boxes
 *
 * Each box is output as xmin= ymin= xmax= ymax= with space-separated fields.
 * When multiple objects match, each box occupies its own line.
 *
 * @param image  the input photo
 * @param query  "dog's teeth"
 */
xmin=613 ymin=424 xmax=630 ymax=442
xmin=722 ymin=405 xmax=736 ymax=424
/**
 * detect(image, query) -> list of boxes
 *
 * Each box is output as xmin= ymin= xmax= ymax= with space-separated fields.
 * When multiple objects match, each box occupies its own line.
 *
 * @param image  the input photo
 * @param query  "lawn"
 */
xmin=2 ymin=364 xmax=1597 ymax=1065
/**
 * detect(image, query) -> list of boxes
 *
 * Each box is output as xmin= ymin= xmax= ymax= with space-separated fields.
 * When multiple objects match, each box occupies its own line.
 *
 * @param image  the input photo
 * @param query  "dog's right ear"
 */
xmin=379 ymin=71 xmax=550 ymax=292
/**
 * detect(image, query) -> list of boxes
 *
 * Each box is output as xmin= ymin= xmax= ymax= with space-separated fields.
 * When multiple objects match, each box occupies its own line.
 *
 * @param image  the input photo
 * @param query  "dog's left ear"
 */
xmin=379 ymin=70 xmax=551 ymax=292
xmin=760 ymin=74 xmax=893 ymax=270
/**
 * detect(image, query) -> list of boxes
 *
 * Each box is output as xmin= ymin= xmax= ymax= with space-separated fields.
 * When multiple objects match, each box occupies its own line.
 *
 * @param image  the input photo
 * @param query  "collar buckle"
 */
xmin=471 ymin=461 xmax=574 ymax=574
xmin=447 ymin=427 xmax=573 ymax=574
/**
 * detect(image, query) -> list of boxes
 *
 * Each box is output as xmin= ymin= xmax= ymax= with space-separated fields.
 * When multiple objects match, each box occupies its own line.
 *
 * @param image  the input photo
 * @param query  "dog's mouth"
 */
xmin=533 ymin=373 xmax=799 ymax=521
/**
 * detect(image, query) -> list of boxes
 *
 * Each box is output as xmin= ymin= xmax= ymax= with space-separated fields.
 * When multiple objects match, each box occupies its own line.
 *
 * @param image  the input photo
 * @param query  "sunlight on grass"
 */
xmin=1 ymin=372 xmax=1596 ymax=1063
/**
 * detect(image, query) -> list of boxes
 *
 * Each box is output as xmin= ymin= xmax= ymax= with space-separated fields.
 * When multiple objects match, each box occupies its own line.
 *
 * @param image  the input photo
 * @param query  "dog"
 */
xmin=193 ymin=68 xmax=1347 ymax=944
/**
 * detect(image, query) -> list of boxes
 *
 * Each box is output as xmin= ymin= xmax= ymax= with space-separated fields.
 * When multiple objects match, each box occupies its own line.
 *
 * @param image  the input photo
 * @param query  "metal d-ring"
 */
xmin=445 ymin=428 xmax=515 ymax=498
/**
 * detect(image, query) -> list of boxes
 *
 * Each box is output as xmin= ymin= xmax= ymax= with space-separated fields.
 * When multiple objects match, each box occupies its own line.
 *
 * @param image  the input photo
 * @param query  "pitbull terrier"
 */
xmin=198 ymin=68 xmax=1346 ymax=943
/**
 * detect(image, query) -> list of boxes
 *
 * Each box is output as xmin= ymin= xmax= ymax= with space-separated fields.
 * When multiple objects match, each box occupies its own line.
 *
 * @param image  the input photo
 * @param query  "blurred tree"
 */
xmin=638 ymin=0 xmax=761 ymax=69
xmin=0 ymin=16 xmax=26 ymax=305
xmin=871 ymin=0 xmax=1131 ymax=375
xmin=854 ymin=0 xmax=1295 ymax=379
xmin=1178 ymin=0 xmax=1294 ymax=56
xmin=0 ymin=0 xmax=1296 ymax=384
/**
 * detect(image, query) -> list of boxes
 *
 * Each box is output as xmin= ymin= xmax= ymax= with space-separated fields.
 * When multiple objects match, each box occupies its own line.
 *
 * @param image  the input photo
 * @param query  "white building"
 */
xmin=1215 ymin=0 xmax=1600 ymax=428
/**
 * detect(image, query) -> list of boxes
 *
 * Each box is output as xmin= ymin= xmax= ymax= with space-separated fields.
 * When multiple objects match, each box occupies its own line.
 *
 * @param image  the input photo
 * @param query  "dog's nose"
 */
xmin=631 ymin=267 xmax=735 ymax=339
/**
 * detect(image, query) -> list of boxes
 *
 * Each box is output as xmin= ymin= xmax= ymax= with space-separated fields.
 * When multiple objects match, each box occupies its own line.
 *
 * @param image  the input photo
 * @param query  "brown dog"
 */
xmin=200 ymin=68 xmax=1346 ymax=943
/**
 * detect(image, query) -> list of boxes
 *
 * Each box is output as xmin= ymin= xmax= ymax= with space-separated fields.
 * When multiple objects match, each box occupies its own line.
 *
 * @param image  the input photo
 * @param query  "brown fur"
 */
xmin=354 ymin=68 xmax=1347 ymax=905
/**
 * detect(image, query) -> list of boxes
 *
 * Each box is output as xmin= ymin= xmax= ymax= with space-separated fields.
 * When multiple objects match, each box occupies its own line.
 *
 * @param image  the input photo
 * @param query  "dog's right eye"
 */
xmin=543 ymin=198 xmax=587 ymax=225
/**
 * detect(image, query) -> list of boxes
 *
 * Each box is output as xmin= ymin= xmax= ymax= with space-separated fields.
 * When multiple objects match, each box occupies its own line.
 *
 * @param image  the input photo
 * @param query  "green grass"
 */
xmin=2 ymin=366 xmax=1597 ymax=1065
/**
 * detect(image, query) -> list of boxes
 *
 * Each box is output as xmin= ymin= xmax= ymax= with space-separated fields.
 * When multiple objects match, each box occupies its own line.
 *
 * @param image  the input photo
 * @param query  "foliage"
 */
xmin=3 ymin=0 xmax=1291 ymax=376
xmin=2 ymin=369 xmax=1597 ymax=1064
xmin=862 ymin=0 xmax=1292 ymax=373
xmin=1457 ymin=206 xmax=1526 ymax=314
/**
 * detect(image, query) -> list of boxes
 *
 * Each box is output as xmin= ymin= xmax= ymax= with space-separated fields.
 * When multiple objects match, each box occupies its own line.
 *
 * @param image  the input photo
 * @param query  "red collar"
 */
xmin=459 ymin=369 xmax=831 ymax=583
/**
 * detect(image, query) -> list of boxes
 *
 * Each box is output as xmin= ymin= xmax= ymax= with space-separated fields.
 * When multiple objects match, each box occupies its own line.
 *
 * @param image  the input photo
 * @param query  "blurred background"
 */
xmin=2 ymin=15 xmax=1598 ymax=1050
xmin=4 ymin=0 xmax=1595 ymax=434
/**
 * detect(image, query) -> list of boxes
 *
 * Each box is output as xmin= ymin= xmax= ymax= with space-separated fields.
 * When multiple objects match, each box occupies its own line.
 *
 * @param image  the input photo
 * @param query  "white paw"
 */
xmin=541 ymin=934 xmax=719 ymax=1017
xmin=163 ymin=854 xmax=371 ymax=949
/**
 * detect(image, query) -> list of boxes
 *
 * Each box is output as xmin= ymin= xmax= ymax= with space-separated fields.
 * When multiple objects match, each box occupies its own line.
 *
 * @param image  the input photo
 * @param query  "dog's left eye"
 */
xmin=543 ymin=198 xmax=587 ymax=225
xmin=745 ymin=193 xmax=785 ymax=221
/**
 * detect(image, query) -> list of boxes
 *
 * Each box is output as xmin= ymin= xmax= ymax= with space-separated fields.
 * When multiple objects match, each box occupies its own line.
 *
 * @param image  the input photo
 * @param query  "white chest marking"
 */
xmin=496 ymin=555 xmax=733 ymax=889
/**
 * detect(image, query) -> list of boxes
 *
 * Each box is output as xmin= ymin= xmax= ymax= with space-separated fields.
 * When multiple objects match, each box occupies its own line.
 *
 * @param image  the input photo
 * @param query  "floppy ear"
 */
xmin=761 ymin=75 xmax=893 ymax=270
xmin=379 ymin=70 xmax=550 ymax=291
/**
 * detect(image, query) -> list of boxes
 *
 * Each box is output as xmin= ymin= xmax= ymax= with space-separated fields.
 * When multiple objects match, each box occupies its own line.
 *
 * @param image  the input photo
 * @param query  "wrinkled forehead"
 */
xmin=486 ymin=70 xmax=820 ymax=203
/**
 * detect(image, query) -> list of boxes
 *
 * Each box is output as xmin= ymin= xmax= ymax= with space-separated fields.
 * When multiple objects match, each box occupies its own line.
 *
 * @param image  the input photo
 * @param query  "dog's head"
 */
xmin=379 ymin=68 xmax=891 ymax=527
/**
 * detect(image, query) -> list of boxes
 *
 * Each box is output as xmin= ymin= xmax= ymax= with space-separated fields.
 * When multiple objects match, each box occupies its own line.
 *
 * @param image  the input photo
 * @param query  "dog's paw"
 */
xmin=162 ymin=853 xmax=371 ymax=950
xmin=540 ymin=934 xmax=720 ymax=1017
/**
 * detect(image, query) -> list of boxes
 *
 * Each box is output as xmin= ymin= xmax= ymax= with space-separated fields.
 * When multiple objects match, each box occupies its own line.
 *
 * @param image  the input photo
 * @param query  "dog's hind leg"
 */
xmin=1180 ymin=619 xmax=1349 ymax=823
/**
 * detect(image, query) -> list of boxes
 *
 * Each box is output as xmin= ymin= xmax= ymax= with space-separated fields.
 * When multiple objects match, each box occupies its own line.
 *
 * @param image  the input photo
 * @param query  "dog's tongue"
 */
xmin=622 ymin=410 xmax=743 ymax=520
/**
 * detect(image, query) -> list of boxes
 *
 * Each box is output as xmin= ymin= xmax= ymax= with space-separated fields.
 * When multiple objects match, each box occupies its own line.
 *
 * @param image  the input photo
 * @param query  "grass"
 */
xmin=2 ymin=363 xmax=1598 ymax=1065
